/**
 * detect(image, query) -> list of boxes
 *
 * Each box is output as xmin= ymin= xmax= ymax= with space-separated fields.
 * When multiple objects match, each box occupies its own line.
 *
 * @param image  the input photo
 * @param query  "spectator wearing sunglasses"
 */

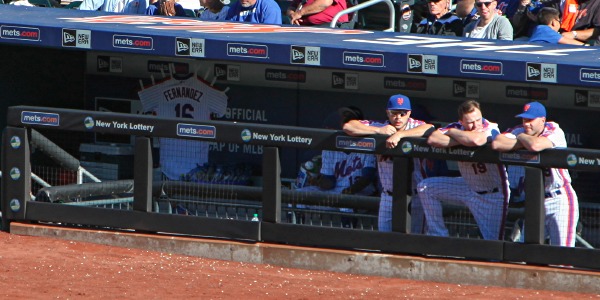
xmin=413 ymin=0 xmax=464 ymax=36
xmin=530 ymin=7 xmax=584 ymax=44
xmin=464 ymin=0 xmax=514 ymax=39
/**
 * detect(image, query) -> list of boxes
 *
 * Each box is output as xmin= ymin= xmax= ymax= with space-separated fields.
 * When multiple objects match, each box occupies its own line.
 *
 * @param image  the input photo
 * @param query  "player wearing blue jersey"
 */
xmin=418 ymin=100 xmax=510 ymax=240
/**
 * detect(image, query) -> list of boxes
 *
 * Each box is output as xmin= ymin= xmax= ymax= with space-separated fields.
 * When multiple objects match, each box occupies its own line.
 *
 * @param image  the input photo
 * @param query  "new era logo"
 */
xmin=526 ymin=63 xmax=542 ymax=81
xmin=175 ymin=38 xmax=190 ymax=56
xmin=62 ymin=29 xmax=76 ymax=47
xmin=575 ymin=90 xmax=588 ymax=106
xmin=527 ymin=66 xmax=540 ymax=78
xmin=177 ymin=41 xmax=189 ymax=53
xmin=63 ymin=32 xmax=75 ymax=44
xmin=454 ymin=82 xmax=465 ymax=95
xmin=291 ymin=47 xmax=305 ymax=63
xmin=407 ymin=55 xmax=423 ymax=72
xmin=409 ymin=58 xmax=421 ymax=69
xmin=215 ymin=65 xmax=227 ymax=79
xmin=332 ymin=72 xmax=345 ymax=88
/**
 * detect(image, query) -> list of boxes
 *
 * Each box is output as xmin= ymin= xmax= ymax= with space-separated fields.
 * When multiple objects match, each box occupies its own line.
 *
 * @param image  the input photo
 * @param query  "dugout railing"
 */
xmin=2 ymin=105 xmax=600 ymax=270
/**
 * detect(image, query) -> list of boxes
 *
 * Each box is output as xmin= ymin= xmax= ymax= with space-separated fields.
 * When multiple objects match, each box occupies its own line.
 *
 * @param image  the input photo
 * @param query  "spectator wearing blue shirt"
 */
xmin=146 ymin=0 xmax=187 ymax=16
xmin=79 ymin=0 xmax=148 ymax=13
xmin=226 ymin=0 xmax=283 ymax=24
xmin=200 ymin=0 xmax=231 ymax=20
xmin=529 ymin=7 xmax=584 ymax=45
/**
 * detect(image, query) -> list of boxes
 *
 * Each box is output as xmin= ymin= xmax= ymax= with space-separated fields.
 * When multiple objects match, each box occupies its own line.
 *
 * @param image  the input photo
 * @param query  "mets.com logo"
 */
xmin=227 ymin=43 xmax=268 ymax=59
xmin=113 ymin=34 xmax=153 ymax=50
xmin=343 ymin=51 xmax=384 ymax=67
xmin=460 ymin=59 xmax=503 ymax=75
xmin=21 ymin=111 xmax=60 ymax=126
xmin=1 ymin=25 xmax=40 ymax=41
xmin=84 ymin=116 xmax=95 ymax=129
xmin=336 ymin=136 xmax=375 ymax=151
xmin=177 ymin=124 xmax=216 ymax=139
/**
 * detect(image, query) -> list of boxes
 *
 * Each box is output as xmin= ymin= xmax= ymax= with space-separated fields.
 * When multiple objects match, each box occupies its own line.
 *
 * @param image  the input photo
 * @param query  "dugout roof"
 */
xmin=1 ymin=5 xmax=600 ymax=87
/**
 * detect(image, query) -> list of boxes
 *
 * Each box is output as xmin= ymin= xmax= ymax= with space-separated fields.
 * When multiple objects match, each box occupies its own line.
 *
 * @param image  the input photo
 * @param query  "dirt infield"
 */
xmin=1 ymin=231 xmax=598 ymax=299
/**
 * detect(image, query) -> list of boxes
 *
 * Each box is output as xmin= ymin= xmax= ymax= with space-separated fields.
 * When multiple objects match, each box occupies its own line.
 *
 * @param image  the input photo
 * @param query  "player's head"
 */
xmin=515 ymin=101 xmax=546 ymax=136
xmin=386 ymin=94 xmax=412 ymax=130
xmin=458 ymin=100 xmax=483 ymax=131
xmin=323 ymin=106 xmax=364 ymax=129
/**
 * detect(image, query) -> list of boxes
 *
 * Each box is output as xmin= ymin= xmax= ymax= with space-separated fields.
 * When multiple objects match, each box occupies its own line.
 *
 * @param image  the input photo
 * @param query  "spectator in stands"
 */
xmin=509 ymin=0 xmax=550 ymax=39
xmin=79 ymin=0 xmax=148 ymax=13
xmin=454 ymin=0 xmax=479 ymax=26
xmin=226 ymin=0 xmax=282 ymax=24
xmin=529 ymin=7 xmax=584 ymax=44
xmin=562 ymin=0 xmax=600 ymax=45
xmin=199 ymin=0 xmax=230 ymax=20
xmin=492 ymin=102 xmax=579 ymax=247
xmin=343 ymin=95 xmax=434 ymax=233
xmin=413 ymin=0 xmax=464 ymax=36
xmin=285 ymin=0 xmax=349 ymax=28
xmin=146 ymin=0 xmax=187 ymax=16
xmin=418 ymin=100 xmax=510 ymax=240
xmin=464 ymin=0 xmax=513 ymax=39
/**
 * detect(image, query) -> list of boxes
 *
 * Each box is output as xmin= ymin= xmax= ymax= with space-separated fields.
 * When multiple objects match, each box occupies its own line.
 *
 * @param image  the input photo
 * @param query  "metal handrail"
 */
xmin=330 ymin=0 xmax=396 ymax=32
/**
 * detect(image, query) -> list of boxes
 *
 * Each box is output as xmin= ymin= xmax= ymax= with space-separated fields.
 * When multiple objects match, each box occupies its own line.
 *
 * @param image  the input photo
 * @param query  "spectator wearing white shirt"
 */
xmin=463 ymin=0 xmax=513 ymax=40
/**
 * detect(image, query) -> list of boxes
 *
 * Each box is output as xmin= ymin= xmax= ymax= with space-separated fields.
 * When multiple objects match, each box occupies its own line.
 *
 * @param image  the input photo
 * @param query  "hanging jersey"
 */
xmin=138 ymin=76 xmax=228 ymax=180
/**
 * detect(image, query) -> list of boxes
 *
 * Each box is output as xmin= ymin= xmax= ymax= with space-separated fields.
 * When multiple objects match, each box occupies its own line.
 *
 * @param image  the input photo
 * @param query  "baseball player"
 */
xmin=343 ymin=94 xmax=434 ymax=233
xmin=296 ymin=107 xmax=378 ymax=228
xmin=418 ymin=100 xmax=510 ymax=240
xmin=492 ymin=101 xmax=579 ymax=247
xmin=138 ymin=75 xmax=228 ymax=181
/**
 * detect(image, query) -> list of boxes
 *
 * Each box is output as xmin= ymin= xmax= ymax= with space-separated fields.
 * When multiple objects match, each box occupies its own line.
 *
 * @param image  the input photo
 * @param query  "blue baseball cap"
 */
xmin=515 ymin=101 xmax=546 ymax=119
xmin=387 ymin=94 xmax=412 ymax=111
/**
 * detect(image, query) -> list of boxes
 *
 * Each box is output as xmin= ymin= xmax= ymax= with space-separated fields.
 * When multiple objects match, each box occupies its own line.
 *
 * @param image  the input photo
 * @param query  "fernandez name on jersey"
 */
xmin=163 ymin=86 xmax=203 ymax=102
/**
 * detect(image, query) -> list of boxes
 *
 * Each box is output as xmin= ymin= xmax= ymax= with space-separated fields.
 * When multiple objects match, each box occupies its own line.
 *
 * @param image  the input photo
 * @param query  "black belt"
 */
xmin=476 ymin=188 xmax=499 ymax=195
xmin=545 ymin=189 xmax=562 ymax=198
xmin=384 ymin=189 xmax=418 ymax=195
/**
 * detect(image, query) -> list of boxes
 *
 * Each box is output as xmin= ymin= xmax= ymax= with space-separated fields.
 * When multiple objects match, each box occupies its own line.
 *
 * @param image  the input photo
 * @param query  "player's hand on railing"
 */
xmin=376 ymin=125 xmax=397 ymax=135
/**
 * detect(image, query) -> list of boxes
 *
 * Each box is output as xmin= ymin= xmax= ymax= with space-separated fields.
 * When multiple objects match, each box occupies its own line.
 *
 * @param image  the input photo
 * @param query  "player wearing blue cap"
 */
xmin=492 ymin=102 xmax=579 ymax=247
xmin=418 ymin=100 xmax=510 ymax=240
xmin=343 ymin=94 xmax=434 ymax=233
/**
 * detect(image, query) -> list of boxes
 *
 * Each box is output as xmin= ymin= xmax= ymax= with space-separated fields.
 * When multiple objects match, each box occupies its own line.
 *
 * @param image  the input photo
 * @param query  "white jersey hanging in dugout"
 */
xmin=138 ymin=75 xmax=228 ymax=180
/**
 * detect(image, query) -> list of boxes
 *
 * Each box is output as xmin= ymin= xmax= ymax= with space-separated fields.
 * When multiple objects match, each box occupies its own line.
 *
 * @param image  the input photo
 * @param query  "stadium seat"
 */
xmin=28 ymin=0 xmax=54 ymax=7
xmin=183 ymin=8 xmax=197 ymax=17
xmin=63 ymin=0 xmax=82 ymax=8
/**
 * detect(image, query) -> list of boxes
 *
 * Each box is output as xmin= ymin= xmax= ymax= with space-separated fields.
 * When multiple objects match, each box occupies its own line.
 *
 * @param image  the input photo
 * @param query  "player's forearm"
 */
xmin=427 ymin=130 xmax=455 ymax=148
xmin=516 ymin=133 xmax=554 ymax=152
xmin=343 ymin=177 xmax=371 ymax=194
xmin=491 ymin=134 xmax=522 ymax=152
xmin=446 ymin=129 xmax=487 ymax=147
xmin=343 ymin=120 xmax=378 ymax=136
